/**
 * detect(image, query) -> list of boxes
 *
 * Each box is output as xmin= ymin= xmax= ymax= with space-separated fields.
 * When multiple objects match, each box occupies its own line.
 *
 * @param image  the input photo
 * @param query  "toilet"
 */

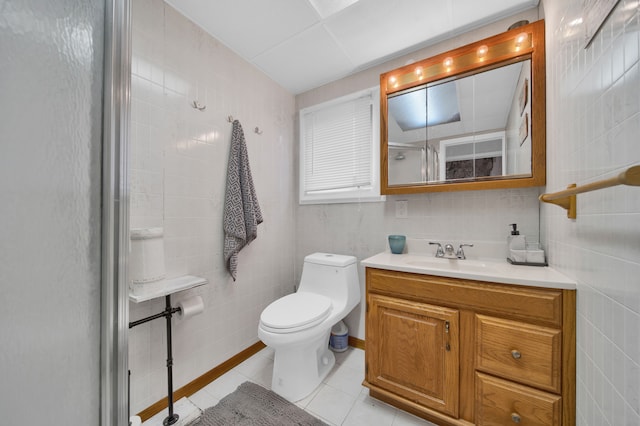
xmin=258 ymin=253 xmax=360 ymax=402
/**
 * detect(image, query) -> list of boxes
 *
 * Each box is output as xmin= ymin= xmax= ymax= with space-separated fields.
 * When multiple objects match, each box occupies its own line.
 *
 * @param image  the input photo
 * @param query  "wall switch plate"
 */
xmin=396 ymin=200 xmax=408 ymax=218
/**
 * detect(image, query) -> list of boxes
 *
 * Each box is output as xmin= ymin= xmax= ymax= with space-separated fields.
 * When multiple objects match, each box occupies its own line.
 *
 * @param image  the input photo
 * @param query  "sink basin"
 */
xmin=404 ymin=257 xmax=497 ymax=274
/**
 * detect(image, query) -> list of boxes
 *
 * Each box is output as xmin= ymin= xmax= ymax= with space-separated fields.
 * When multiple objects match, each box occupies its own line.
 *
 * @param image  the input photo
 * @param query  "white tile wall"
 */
xmin=295 ymin=8 xmax=544 ymax=339
xmin=129 ymin=0 xmax=296 ymax=413
xmin=541 ymin=0 xmax=640 ymax=424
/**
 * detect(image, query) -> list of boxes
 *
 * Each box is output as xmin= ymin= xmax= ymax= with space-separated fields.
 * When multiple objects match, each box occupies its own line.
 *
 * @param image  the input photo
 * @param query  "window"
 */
xmin=438 ymin=131 xmax=506 ymax=181
xmin=299 ymin=87 xmax=384 ymax=204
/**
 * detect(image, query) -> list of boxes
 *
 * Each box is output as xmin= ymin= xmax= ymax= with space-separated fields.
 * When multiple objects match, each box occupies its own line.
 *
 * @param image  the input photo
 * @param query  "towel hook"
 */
xmin=227 ymin=115 xmax=234 ymax=123
xmin=191 ymin=100 xmax=206 ymax=111
xmin=254 ymin=127 xmax=263 ymax=135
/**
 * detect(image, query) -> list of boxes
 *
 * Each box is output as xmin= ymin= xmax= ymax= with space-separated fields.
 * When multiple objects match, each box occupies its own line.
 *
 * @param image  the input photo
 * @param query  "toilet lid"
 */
xmin=260 ymin=293 xmax=332 ymax=332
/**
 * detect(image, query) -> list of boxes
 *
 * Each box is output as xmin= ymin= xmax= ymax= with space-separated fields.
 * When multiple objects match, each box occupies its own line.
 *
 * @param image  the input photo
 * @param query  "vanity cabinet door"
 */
xmin=366 ymin=294 xmax=459 ymax=417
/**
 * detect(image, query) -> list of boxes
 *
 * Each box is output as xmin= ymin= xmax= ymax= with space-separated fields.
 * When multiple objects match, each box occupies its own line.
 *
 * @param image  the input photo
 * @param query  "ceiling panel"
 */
xmin=252 ymin=24 xmax=355 ymax=95
xmin=451 ymin=0 xmax=539 ymax=29
xmin=165 ymin=0 xmax=321 ymax=59
xmin=324 ymin=0 xmax=454 ymax=66
xmin=162 ymin=0 xmax=540 ymax=94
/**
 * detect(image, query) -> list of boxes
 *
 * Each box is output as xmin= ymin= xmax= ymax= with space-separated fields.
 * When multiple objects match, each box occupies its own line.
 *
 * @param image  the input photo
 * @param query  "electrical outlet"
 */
xmin=396 ymin=200 xmax=408 ymax=218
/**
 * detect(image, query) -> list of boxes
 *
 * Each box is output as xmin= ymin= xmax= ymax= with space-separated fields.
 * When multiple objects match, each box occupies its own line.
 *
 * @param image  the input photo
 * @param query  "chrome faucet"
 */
xmin=430 ymin=242 xmax=474 ymax=259
xmin=456 ymin=243 xmax=474 ymax=260
xmin=429 ymin=242 xmax=444 ymax=257
xmin=444 ymin=244 xmax=455 ymax=257
xmin=429 ymin=242 xmax=456 ymax=259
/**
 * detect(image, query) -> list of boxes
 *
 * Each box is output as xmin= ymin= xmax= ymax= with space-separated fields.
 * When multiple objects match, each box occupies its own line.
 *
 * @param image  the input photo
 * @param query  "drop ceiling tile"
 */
xmin=252 ymin=24 xmax=355 ymax=94
xmin=164 ymin=0 xmax=321 ymax=59
xmin=451 ymin=0 xmax=539 ymax=29
xmin=324 ymin=0 xmax=454 ymax=67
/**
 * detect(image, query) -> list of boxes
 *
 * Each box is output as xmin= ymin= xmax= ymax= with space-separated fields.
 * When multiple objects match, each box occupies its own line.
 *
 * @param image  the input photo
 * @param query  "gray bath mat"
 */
xmin=200 ymin=381 xmax=328 ymax=426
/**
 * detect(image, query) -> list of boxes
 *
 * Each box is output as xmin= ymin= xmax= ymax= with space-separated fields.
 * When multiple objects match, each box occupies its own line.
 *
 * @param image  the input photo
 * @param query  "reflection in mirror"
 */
xmin=387 ymin=60 xmax=531 ymax=185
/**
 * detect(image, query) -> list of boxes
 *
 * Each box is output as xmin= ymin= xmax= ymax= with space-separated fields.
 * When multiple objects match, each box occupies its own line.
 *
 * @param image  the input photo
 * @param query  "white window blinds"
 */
xmin=300 ymin=88 xmax=382 ymax=204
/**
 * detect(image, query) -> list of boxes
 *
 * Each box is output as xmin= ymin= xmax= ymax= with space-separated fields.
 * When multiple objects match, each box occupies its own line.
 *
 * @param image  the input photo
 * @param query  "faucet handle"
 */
xmin=456 ymin=243 xmax=474 ymax=260
xmin=429 ymin=241 xmax=444 ymax=258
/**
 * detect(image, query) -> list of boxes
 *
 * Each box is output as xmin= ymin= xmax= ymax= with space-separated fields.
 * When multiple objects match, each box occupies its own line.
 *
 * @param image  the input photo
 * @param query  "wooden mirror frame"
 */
xmin=380 ymin=19 xmax=545 ymax=194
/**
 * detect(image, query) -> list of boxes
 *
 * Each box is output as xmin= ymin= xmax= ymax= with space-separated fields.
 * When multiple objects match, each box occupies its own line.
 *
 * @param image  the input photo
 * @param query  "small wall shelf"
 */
xmin=129 ymin=275 xmax=208 ymax=303
xmin=539 ymin=165 xmax=640 ymax=219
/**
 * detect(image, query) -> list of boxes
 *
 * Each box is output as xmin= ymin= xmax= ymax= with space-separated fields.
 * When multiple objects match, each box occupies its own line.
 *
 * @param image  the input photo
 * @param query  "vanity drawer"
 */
xmin=476 ymin=314 xmax=561 ymax=393
xmin=476 ymin=372 xmax=561 ymax=426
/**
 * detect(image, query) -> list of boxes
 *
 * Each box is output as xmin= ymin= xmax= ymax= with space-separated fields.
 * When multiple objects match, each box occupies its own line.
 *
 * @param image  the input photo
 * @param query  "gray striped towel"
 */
xmin=223 ymin=120 xmax=263 ymax=281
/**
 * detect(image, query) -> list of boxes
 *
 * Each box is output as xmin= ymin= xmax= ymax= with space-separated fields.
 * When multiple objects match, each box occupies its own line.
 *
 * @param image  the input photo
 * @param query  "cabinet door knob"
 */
xmin=511 ymin=349 xmax=521 ymax=359
xmin=511 ymin=412 xmax=521 ymax=423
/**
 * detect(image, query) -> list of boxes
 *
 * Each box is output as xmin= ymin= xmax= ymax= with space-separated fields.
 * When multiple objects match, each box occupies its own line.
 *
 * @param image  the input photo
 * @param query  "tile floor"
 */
xmin=183 ymin=346 xmax=437 ymax=426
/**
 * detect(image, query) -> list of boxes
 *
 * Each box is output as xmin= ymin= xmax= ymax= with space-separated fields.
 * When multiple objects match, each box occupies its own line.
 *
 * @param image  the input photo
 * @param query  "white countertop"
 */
xmin=361 ymin=252 xmax=576 ymax=290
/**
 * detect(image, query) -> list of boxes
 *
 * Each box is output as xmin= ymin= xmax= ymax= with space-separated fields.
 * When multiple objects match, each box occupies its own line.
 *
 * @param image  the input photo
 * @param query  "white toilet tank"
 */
xmin=298 ymin=253 xmax=359 ymax=313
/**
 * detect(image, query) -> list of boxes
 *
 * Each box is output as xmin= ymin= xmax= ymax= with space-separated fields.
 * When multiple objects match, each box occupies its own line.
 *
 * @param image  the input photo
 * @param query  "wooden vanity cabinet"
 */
xmin=364 ymin=268 xmax=576 ymax=426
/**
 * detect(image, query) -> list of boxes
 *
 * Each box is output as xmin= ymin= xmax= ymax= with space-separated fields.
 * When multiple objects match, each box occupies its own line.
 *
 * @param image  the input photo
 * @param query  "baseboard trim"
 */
xmin=348 ymin=336 xmax=365 ymax=350
xmin=137 ymin=336 xmax=366 ymax=421
xmin=137 ymin=341 xmax=266 ymax=422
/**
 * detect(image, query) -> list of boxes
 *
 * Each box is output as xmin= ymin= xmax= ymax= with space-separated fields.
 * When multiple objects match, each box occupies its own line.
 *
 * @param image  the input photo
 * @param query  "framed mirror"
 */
xmin=381 ymin=20 xmax=545 ymax=194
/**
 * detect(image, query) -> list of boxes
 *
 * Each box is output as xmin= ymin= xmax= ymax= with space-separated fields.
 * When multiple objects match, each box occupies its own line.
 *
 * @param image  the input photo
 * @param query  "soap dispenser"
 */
xmin=507 ymin=223 xmax=526 ymax=262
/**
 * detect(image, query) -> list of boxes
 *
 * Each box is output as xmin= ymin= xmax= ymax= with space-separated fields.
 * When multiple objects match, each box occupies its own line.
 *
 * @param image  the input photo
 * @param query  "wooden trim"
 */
xmin=562 ymin=289 xmax=576 ymax=426
xmin=348 ymin=336 xmax=365 ymax=350
xmin=137 ymin=341 xmax=266 ymax=422
xmin=138 ymin=336 xmax=366 ymax=422
xmin=459 ymin=310 xmax=476 ymax=422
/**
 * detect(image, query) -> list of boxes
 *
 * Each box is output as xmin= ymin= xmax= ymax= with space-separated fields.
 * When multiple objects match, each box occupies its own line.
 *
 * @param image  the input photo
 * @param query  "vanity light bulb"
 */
xmin=443 ymin=57 xmax=453 ymax=69
xmin=477 ymin=45 xmax=488 ymax=58
xmin=515 ymin=32 xmax=528 ymax=50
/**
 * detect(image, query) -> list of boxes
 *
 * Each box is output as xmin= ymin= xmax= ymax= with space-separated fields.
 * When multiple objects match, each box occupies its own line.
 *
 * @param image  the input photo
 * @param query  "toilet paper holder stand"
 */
xmin=129 ymin=294 xmax=186 ymax=426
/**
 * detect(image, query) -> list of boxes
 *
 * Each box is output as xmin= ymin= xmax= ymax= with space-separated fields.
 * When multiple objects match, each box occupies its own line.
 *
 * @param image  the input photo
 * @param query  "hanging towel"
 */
xmin=223 ymin=120 xmax=263 ymax=281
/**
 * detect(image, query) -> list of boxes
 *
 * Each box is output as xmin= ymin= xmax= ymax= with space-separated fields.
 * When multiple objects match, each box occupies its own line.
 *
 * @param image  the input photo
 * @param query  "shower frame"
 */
xmin=101 ymin=0 xmax=132 ymax=425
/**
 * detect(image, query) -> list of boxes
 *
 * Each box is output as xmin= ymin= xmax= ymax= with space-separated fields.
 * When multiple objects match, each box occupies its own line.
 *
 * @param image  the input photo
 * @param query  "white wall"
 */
xmin=128 ymin=0 xmax=296 ymax=413
xmin=295 ymin=9 xmax=542 ymax=339
xmin=541 ymin=1 xmax=640 ymax=424
xmin=0 ymin=0 xmax=104 ymax=424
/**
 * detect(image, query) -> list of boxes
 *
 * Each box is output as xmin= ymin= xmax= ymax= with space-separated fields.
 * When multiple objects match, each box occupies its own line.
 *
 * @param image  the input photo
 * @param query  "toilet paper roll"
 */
xmin=177 ymin=296 xmax=204 ymax=319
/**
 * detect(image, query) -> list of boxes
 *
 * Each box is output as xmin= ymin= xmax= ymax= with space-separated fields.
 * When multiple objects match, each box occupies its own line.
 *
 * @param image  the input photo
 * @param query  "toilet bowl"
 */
xmin=258 ymin=253 xmax=360 ymax=402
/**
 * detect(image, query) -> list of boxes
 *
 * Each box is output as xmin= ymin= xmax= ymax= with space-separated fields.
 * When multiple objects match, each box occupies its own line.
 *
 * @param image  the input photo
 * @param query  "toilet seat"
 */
xmin=260 ymin=293 xmax=332 ymax=334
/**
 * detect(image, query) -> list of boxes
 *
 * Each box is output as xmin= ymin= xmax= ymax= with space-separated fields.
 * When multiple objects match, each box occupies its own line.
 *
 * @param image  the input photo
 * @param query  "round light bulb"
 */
xmin=516 ymin=32 xmax=528 ymax=44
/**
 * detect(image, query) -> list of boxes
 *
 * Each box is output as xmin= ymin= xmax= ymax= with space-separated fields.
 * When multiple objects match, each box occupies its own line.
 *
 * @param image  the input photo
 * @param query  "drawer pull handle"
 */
xmin=511 ymin=412 xmax=521 ymax=423
xmin=511 ymin=350 xmax=522 ymax=359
